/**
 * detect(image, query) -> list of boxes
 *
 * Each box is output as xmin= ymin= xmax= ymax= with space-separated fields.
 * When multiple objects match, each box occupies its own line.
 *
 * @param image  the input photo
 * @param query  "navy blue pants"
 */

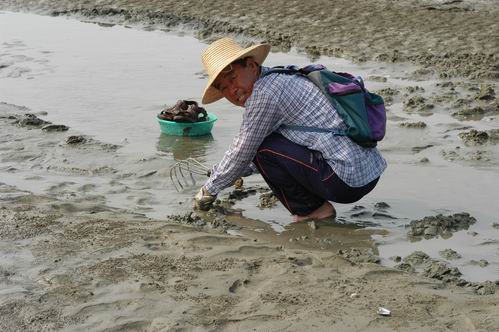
xmin=253 ymin=133 xmax=379 ymax=216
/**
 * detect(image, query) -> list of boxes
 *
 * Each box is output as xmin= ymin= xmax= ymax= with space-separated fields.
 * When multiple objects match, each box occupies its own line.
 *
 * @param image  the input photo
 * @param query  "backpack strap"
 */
xmin=262 ymin=66 xmax=301 ymax=77
xmin=279 ymin=125 xmax=346 ymax=136
xmin=262 ymin=65 xmax=347 ymax=137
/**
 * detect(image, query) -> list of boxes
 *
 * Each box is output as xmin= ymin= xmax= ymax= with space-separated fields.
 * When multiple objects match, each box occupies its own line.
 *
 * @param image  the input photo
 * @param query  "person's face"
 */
xmin=213 ymin=58 xmax=260 ymax=107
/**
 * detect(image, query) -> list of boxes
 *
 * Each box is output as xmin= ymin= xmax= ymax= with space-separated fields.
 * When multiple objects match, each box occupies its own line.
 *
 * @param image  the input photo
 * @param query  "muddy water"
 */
xmin=1 ymin=11 xmax=498 ymax=282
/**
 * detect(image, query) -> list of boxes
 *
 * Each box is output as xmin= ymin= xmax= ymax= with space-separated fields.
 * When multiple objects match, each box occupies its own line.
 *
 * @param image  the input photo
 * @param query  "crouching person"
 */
xmin=194 ymin=37 xmax=386 ymax=222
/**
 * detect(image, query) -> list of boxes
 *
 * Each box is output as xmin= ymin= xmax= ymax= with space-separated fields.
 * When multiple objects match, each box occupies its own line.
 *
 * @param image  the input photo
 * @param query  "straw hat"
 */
xmin=201 ymin=37 xmax=271 ymax=104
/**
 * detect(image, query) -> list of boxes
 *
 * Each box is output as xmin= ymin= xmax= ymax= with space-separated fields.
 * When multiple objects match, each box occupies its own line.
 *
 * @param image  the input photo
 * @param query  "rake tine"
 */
xmin=177 ymin=161 xmax=191 ymax=187
xmin=179 ymin=160 xmax=197 ymax=181
xmin=177 ymin=161 xmax=207 ymax=176
xmin=173 ymin=163 xmax=184 ymax=192
xmin=187 ymin=158 xmax=210 ymax=174
xmin=169 ymin=164 xmax=180 ymax=192
xmin=185 ymin=161 xmax=197 ymax=185
xmin=169 ymin=158 xmax=211 ymax=192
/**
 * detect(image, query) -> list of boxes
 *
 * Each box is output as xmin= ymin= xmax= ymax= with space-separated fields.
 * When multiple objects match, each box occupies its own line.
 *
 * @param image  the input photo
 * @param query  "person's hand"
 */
xmin=233 ymin=177 xmax=243 ymax=189
xmin=194 ymin=186 xmax=216 ymax=211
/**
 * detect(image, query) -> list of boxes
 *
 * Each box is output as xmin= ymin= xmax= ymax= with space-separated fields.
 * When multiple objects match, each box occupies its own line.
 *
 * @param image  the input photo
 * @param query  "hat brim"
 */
xmin=202 ymin=43 xmax=271 ymax=104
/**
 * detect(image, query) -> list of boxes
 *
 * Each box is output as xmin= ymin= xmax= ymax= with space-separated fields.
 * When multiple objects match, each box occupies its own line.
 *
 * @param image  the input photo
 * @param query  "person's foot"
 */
xmin=293 ymin=201 xmax=336 ymax=222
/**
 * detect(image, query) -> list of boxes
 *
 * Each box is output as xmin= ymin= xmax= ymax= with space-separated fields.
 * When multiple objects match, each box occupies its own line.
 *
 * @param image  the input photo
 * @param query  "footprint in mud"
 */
xmin=228 ymin=279 xmax=250 ymax=293
xmin=344 ymin=203 xmax=398 ymax=227
xmin=287 ymin=256 xmax=313 ymax=267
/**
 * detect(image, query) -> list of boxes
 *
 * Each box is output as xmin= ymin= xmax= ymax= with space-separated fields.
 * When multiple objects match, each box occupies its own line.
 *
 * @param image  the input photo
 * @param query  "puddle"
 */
xmin=1 ymin=11 xmax=498 ymax=282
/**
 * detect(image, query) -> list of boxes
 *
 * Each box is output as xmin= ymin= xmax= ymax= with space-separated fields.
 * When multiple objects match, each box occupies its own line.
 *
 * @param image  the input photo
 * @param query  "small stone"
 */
xmin=479 ymin=259 xmax=489 ymax=268
xmin=308 ymin=221 xmax=317 ymax=230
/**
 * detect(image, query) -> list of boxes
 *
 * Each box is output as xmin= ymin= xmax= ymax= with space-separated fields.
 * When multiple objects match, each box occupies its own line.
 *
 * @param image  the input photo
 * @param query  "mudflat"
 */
xmin=1 ymin=1 xmax=499 ymax=331
xmin=1 ymin=0 xmax=498 ymax=79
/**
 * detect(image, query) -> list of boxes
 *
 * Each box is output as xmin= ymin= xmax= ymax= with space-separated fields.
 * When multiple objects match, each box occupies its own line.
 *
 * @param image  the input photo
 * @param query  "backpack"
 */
xmin=262 ymin=64 xmax=386 ymax=148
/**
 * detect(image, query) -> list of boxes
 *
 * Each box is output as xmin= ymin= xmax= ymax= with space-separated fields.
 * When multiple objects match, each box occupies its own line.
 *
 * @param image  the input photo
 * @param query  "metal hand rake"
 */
xmin=169 ymin=158 xmax=210 ymax=192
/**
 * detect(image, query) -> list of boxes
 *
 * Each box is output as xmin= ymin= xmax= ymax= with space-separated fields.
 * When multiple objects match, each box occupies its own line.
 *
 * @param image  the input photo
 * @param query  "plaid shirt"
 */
xmin=204 ymin=66 xmax=387 ymax=195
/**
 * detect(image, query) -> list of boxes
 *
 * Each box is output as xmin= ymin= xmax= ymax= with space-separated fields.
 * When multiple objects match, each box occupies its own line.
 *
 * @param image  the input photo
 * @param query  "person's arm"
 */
xmin=204 ymin=83 xmax=283 ymax=195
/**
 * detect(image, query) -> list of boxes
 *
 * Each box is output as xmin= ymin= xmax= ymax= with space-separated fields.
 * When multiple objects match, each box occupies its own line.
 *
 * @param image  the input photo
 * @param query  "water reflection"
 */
xmin=156 ymin=133 xmax=214 ymax=160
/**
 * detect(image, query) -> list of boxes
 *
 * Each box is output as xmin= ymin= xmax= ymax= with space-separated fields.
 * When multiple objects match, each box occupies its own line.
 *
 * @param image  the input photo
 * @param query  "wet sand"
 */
xmin=1 ymin=1 xmax=499 ymax=331
xmin=1 ymin=176 xmax=499 ymax=331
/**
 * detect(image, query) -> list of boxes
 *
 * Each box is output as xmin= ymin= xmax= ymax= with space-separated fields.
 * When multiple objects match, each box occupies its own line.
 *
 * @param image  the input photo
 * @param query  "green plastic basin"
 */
xmin=157 ymin=112 xmax=217 ymax=136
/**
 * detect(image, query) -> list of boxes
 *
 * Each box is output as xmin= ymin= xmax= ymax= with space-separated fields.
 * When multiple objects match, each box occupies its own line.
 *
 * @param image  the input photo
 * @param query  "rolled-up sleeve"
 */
xmin=204 ymin=78 xmax=283 ymax=194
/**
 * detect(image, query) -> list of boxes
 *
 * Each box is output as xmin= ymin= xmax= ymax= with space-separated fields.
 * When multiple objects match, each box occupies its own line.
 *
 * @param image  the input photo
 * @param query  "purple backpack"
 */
xmin=263 ymin=64 xmax=386 ymax=148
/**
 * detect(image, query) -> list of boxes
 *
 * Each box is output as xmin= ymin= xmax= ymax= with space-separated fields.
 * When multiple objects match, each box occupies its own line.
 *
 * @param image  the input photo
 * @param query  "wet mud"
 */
xmin=407 ymin=212 xmax=477 ymax=240
xmin=1 ymin=3 xmax=499 ymax=331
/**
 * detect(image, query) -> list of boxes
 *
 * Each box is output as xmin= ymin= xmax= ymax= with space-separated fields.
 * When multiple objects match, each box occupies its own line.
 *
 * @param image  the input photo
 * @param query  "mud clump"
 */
xmin=407 ymin=212 xmax=477 ymax=240
xmin=474 ymin=84 xmax=496 ymax=101
xmin=168 ymin=211 xmax=206 ymax=227
xmin=404 ymin=86 xmax=425 ymax=94
xmin=66 ymin=135 xmax=86 ymax=145
xmin=227 ymin=188 xmax=256 ymax=201
xmin=42 ymin=124 xmax=69 ymax=132
xmin=13 ymin=113 xmax=51 ymax=128
xmin=64 ymin=135 xmax=120 ymax=151
xmin=167 ymin=210 xmax=234 ymax=233
xmin=423 ymin=261 xmax=462 ymax=283
xmin=403 ymin=96 xmax=434 ymax=113
xmin=399 ymin=121 xmax=427 ymax=128
xmin=258 ymin=191 xmax=278 ymax=209
xmin=441 ymin=147 xmax=490 ymax=163
xmin=403 ymin=251 xmax=430 ymax=266
xmin=452 ymin=106 xmax=491 ymax=121
xmin=474 ymin=281 xmax=497 ymax=295
xmin=458 ymin=129 xmax=489 ymax=145
xmin=439 ymin=249 xmax=462 ymax=260
xmin=337 ymin=248 xmax=380 ymax=264
xmin=394 ymin=262 xmax=414 ymax=273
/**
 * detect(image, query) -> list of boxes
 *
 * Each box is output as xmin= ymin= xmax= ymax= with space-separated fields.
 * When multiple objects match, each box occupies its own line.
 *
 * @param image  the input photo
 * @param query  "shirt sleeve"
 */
xmin=204 ymin=79 xmax=283 ymax=194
